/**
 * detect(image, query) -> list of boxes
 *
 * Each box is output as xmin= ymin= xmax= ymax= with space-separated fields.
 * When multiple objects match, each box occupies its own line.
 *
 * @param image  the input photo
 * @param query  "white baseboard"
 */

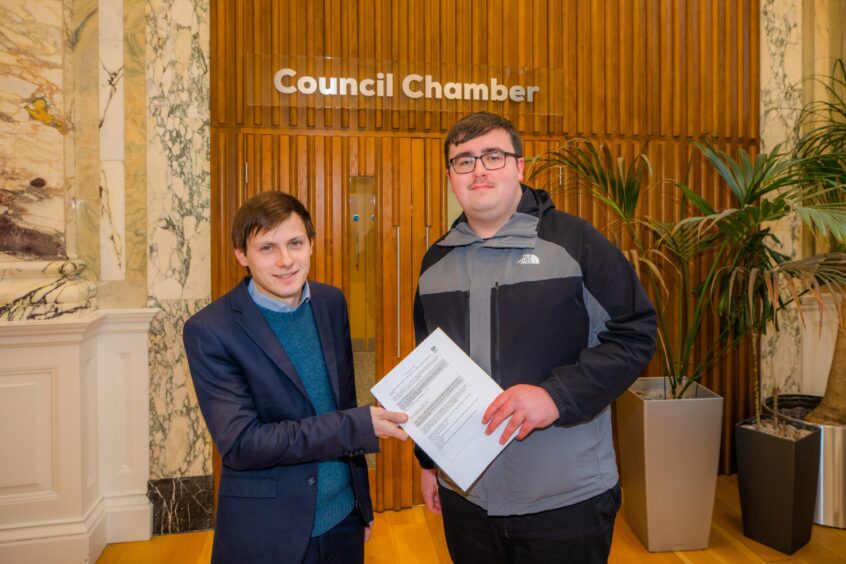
xmin=0 ymin=501 xmax=106 ymax=564
xmin=104 ymin=494 xmax=153 ymax=543
xmin=0 ymin=493 xmax=151 ymax=563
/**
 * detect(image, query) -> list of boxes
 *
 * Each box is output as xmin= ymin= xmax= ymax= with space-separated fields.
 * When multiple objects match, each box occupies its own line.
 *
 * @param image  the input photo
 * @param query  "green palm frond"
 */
xmin=793 ymin=201 xmax=846 ymax=243
xmin=529 ymin=127 xmax=846 ymax=405
xmin=794 ymin=58 xmax=846 ymax=257
xmin=717 ymin=254 xmax=846 ymax=337
xmin=620 ymin=248 xmax=669 ymax=296
xmin=694 ymin=141 xmax=808 ymax=205
xmin=649 ymin=219 xmax=710 ymax=263
xmin=795 ymin=59 xmax=846 ymax=161
xmin=530 ymin=139 xmax=651 ymax=224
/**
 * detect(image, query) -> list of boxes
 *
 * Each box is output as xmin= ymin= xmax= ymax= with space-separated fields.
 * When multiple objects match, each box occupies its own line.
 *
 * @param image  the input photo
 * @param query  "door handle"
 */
xmin=352 ymin=214 xmax=360 ymax=269
xmin=396 ymin=225 xmax=401 ymax=359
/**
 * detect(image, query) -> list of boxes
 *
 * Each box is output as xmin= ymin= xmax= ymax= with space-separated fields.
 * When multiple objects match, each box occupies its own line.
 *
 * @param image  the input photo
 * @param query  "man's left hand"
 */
xmin=482 ymin=384 xmax=559 ymax=445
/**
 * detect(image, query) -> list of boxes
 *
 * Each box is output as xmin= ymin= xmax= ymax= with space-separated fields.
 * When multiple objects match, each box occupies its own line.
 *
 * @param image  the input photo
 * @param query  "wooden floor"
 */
xmin=98 ymin=476 xmax=846 ymax=563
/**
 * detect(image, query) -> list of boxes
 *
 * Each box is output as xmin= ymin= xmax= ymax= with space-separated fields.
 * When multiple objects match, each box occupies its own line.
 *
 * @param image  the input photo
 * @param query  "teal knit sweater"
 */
xmin=258 ymin=303 xmax=355 ymax=537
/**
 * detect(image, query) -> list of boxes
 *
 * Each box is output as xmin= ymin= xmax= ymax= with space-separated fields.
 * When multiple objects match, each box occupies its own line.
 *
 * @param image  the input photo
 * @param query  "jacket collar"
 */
xmin=439 ymin=185 xmax=551 ymax=249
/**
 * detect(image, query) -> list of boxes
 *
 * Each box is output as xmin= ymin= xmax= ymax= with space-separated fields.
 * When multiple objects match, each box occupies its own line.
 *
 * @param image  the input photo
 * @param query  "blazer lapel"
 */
xmin=230 ymin=281 xmax=310 ymax=400
xmin=309 ymin=290 xmax=342 ymax=406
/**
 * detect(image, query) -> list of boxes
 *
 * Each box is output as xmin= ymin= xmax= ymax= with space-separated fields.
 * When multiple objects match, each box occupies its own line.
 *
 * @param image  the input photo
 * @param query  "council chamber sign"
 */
xmin=255 ymin=56 xmax=552 ymax=111
xmin=274 ymin=68 xmax=540 ymax=103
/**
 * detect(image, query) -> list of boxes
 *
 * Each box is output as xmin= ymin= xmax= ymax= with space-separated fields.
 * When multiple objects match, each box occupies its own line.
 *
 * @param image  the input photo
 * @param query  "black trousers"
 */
xmin=439 ymin=484 xmax=621 ymax=564
xmin=301 ymin=509 xmax=365 ymax=564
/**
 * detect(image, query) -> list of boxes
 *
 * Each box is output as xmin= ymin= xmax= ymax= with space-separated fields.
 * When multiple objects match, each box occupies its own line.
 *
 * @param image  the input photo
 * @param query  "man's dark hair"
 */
xmin=443 ymin=112 xmax=523 ymax=166
xmin=231 ymin=191 xmax=315 ymax=252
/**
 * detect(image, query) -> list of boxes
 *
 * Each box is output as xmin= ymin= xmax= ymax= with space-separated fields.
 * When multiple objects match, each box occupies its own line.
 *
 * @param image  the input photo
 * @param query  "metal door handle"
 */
xmin=352 ymin=214 xmax=360 ymax=269
xmin=396 ymin=225 xmax=401 ymax=359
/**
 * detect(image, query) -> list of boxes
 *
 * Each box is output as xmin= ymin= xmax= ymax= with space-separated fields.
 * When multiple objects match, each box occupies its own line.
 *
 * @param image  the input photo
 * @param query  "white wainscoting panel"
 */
xmin=0 ymin=310 xmax=156 ymax=564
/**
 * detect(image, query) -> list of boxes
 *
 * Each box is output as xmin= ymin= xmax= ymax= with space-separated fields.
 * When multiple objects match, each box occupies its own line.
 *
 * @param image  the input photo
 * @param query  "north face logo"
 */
xmin=517 ymin=253 xmax=540 ymax=265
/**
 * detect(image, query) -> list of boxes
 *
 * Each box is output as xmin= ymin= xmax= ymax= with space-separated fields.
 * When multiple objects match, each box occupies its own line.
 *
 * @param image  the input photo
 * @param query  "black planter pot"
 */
xmin=735 ymin=417 xmax=821 ymax=555
xmin=764 ymin=394 xmax=846 ymax=529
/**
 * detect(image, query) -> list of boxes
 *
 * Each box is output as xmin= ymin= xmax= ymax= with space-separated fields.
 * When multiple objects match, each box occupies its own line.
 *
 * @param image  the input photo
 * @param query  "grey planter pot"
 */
xmin=735 ymin=416 xmax=821 ymax=554
xmin=616 ymin=377 xmax=724 ymax=552
xmin=763 ymin=394 xmax=845 ymax=529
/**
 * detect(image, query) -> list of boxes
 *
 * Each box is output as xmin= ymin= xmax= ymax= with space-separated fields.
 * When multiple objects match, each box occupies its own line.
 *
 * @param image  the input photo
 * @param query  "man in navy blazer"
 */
xmin=184 ymin=191 xmax=408 ymax=563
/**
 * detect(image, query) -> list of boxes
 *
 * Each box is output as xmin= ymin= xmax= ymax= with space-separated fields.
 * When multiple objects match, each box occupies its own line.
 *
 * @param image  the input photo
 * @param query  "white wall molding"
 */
xmin=0 ymin=309 xmax=156 ymax=563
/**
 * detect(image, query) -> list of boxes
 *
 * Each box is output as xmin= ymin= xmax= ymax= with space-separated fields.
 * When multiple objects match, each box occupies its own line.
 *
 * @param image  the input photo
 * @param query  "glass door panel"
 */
xmin=349 ymin=176 xmax=377 ymax=465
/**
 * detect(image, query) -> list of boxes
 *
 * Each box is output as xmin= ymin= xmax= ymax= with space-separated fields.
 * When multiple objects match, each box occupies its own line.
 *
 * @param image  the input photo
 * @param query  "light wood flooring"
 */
xmin=98 ymin=476 xmax=846 ymax=563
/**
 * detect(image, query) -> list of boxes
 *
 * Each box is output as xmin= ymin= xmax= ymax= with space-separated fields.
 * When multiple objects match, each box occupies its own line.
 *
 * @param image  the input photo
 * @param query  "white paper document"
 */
xmin=370 ymin=328 xmax=514 ymax=491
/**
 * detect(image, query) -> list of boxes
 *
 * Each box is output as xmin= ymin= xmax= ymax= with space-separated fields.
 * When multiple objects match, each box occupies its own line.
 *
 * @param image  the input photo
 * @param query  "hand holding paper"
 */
xmin=370 ymin=328 xmax=515 ymax=491
xmin=370 ymin=406 xmax=409 ymax=440
xmin=482 ymin=384 xmax=560 ymax=444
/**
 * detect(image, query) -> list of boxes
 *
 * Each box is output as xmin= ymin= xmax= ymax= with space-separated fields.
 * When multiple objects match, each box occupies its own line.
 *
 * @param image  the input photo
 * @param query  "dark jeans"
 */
xmin=301 ymin=509 xmax=365 ymax=564
xmin=439 ymin=484 xmax=621 ymax=564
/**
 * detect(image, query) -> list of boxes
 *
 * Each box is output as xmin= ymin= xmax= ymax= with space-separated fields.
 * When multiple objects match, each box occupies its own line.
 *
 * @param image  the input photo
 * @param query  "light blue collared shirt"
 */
xmin=247 ymin=279 xmax=311 ymax=312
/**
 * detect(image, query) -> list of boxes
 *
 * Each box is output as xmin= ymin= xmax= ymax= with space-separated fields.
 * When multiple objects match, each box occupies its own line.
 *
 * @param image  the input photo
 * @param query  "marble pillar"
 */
xmin=144 ymin=0 xmax=212 ymax=496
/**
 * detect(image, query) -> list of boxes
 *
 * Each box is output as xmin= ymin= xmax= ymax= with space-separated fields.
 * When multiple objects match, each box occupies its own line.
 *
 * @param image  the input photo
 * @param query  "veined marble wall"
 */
xmin=759 ymin=0 xmax=804 ymax=398
xmin=0 ymin=0 xmax=97 ymax=320
xmin=100 ymin=0 xmax=126 ymax=281
xmin=145 ymin=0 xmax=211 ymax=478
xmin=758 ymin=0 xmax=845 ymax=398
xmin=1 ymin=0 xmax=212 ymax=483
xmin=0 ymin=1 xmax=67 ymax=260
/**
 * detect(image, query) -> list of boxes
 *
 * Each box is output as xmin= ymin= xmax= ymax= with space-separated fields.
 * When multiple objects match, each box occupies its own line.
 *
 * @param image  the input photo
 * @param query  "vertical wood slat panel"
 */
xmin=312 ymin=135 xmax=326 ymax=282
xmin=214 ymin=0 xmax=759 ymax=140
xmin=211 ymin=0 xmax=761 ymax=510
xmin=377 ymin=137 xmax=398 ymax=510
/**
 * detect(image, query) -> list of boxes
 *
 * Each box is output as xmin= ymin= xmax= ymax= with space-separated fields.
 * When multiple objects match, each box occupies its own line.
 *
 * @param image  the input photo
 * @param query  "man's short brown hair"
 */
xmin=443 ymin=112 xmax=524 ymax=166
xmin=231 ymin=191 xmax=315 ymax=252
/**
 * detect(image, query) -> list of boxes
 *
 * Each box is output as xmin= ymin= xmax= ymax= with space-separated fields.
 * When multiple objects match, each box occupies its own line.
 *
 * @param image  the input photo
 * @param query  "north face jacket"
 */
xmin=413 ymin=185 xmax=656 ymax=515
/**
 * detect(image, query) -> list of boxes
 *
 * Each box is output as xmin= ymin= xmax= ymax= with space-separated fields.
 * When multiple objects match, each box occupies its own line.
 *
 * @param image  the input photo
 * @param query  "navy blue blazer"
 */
xmin=184 ymin=279 xmax=378 ymax=564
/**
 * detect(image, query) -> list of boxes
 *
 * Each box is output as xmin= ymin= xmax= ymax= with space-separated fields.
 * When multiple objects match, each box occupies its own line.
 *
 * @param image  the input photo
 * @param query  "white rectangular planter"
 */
xmin=616 ymin=377 xmax=724 ymax=552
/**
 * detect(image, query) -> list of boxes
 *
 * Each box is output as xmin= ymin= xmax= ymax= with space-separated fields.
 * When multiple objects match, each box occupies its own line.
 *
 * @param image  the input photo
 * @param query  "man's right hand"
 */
xmin=420 ymin=468 xmax=441 ymax=514
xmin=370 ymin=406 xmax=409 ymax=441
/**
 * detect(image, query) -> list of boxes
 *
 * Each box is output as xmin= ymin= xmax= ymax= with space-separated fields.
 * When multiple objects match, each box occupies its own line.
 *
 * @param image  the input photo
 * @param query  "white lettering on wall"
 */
xmin=273 ymin=68 xmax=539 ymax=103
xmin=274 ymin=68 xmax=297 ymax=94
xmin=402 ymin=74 xmax=424 ymax=98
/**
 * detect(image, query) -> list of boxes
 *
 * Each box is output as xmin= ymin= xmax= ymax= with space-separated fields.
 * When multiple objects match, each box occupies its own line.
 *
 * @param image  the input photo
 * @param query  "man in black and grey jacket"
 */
xmin=414 ymin=112 xmax=657 ymax=564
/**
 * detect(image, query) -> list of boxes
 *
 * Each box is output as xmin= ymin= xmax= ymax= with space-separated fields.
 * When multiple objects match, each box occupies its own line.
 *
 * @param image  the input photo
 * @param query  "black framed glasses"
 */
xmin=448 ymin=150 xmax=521 ymax=174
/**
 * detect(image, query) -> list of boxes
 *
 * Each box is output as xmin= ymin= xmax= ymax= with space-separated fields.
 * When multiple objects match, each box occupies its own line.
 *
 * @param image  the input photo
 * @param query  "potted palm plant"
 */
xmin=776 ymin=59 xmax=846 ymax=532
xmin=679 ymin=139 xmax=846 ymax=554
xmin=530 ymin=131 xmax=846 ymax=553
xmin=529 ymin=142 xmax=725 ymax=552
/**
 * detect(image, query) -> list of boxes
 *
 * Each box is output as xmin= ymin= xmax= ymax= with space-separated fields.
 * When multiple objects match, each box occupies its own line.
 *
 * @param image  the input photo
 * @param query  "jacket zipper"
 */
xmin=464 ymin=290 xmax=471 ymax=351
xmin=493 ymin=282 xmax=501 ymax=382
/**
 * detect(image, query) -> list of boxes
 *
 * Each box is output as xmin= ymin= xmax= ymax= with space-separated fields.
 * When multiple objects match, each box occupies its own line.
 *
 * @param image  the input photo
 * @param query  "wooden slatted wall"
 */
xmin=211 ymin=0 xmax=760 ymax=510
